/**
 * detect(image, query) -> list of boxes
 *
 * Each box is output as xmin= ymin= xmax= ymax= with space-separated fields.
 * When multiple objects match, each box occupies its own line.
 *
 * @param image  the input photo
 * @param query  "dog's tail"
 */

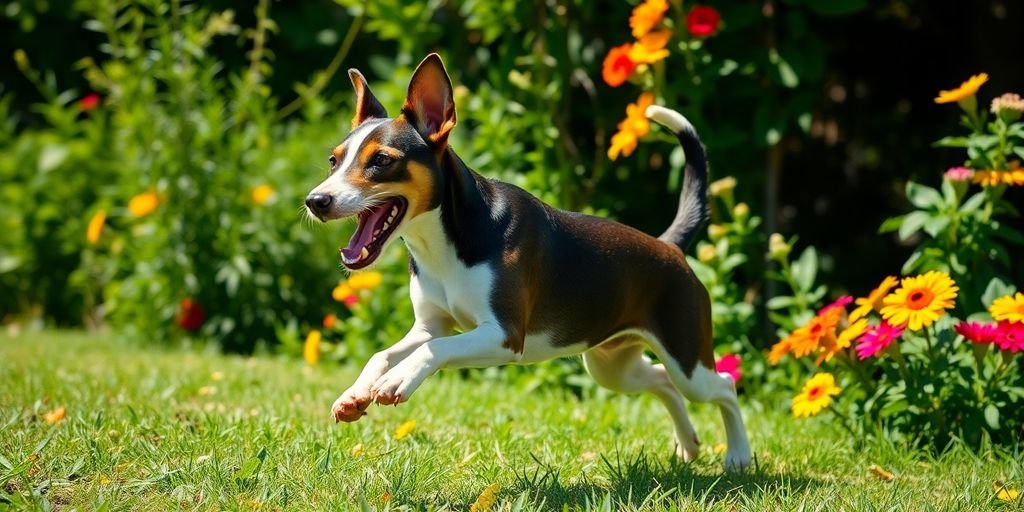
xmin=646 ymin=105 xmax=710 ymax=253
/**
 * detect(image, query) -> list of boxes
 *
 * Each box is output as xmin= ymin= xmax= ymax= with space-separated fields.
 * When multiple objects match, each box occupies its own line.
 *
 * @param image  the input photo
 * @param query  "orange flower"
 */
xmin=128 ymin=190 xmax=160 ymax=218
xmin=816 ymin=318 xmax=868 ymax=365
xmin=630 ymin=0 xmax=669 ymax=38
xmin=607 ymin=92 xmax=656 ymax=160
xmin=774 ymin=308 xmax=842 ymax=363
xmin=323 ymin=313 xmax=337 ymax=329
xmin=934 ymin=73 xmax=988 ymax=104
xmin=87 ymin=209 xmax=106 ymax=244
xmin=849 ymin=276 xmax=898 ymax=323
xmin=250 ymin=185 xmax=274 ymax=205
xmin=43 ymin=406 xmax=66 ymax=424
xmin=628 ymin=30 xmax=672 ymax=65
xmin=768 ymin=337 xmax=792 ymax=365
xmin=602 ymin=43 xmax=636 ymax=87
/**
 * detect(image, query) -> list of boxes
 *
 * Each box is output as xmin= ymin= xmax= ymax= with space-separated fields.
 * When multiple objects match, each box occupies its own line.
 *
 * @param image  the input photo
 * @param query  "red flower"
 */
xmin=953 ymin=321 xmax=998 ymax=344
xmin=818 ymin=295 xmax=853 ymax=315
xmin=995 ymin=321 xmax=1024 ymax=353
xmin=687 ymin=5 xmax=721 ymax=38
xmin=602 ymin=43 xmax=636 ymax=87
xmin=79 ymin=93 xmax=101 ymax=111
xmin=177 ymin=298 xmax=205 ymax=332
xmin=715 ymin=353 xmax=742 ymax=383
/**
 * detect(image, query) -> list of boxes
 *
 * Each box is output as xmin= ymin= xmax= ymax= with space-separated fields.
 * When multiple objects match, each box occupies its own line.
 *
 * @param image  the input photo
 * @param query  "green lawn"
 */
xmin=1 ymin=332 xmax=1020 ymax=511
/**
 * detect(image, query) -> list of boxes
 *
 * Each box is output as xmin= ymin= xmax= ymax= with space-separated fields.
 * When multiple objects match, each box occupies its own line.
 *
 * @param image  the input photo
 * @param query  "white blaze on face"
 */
xmin=307 ymin=119 xmax=389 ymax=218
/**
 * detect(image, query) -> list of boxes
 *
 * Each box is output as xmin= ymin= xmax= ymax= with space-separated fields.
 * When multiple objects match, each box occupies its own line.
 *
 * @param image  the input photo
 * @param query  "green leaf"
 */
xmin=906 ymin=182 xmax=943 ymax=209
xmin=959 ymin=192 xmax=986 ymax=214
xmin=984 ymin=404 xmax=1000 ymax=429
xmin=898 ymin=211 xmax=930 ymax=241
xmin=793 ymin=247 xmax=818 ymax=292
xmin=923 ymin=216 xmax=950 ymax=237
xmin=766 ymin=296 xmax=796 ymax=310
xmin=878 ymin=216 xmax=904 ymax=234
xmin=932 ymin=136 xmax=969 ymax=148
xmin=1014 ymin=146 xmax=1024 ymax=160
xmin=982 ymin=277 xmax=1015 ymax=306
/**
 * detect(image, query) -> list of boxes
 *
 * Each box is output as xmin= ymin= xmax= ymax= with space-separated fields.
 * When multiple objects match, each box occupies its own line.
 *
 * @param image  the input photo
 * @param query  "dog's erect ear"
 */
xmin=349 ymin=69 xmax=388 ymax=129
xmin=402 ymin=53 xmax=456 ymax=146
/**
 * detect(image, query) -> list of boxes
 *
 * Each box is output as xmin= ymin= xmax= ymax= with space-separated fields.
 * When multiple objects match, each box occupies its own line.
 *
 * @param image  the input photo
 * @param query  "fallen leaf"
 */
xmin=394 ymin=420 xmax=416 ymax=440
xmin=381 ymin=491 xmax=392 ymax=503
xmin=43 ymin=406 xmax=66 ymax=424
xmin=869 ymin=464 xmax=895 ymax=481
xmin=350 ymin=444 xmax=365 ymax=457
xmin=98 ymin=475 xmax=111 ymax=486
xmin=470 ymin=483 xmax=500 ymax=512
xmin=995 ymin=481 xmax=1020 ymax=502
xmin=713 ymin=443 xmax=727 ymax=455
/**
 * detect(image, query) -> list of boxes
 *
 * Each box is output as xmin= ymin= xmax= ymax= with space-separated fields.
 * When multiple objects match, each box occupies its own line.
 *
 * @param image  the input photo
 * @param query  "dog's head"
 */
xmin=305 ymin=53 xmax=456 ymax=270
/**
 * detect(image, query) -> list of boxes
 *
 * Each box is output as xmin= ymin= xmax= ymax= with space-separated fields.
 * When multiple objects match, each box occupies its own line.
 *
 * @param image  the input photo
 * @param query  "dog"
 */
xmin=305 ymin=54 xmax=751 ymax=470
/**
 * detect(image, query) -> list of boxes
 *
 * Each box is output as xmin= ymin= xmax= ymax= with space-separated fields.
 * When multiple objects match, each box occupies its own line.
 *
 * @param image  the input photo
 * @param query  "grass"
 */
xmin=1 ymin=332 xmax=1021 ymax=511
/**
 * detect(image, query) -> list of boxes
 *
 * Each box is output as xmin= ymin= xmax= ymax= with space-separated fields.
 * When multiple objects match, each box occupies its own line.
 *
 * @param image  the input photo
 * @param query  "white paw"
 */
xmin=675 ymin=435 xmax=700 ymax=462
xmin=370 ymin=357 xmax=430 ymax=406
xmin=331 ymin=389 xmax=371 ymax=422
xmin=723 ymin=447 xmax=752 ymax=472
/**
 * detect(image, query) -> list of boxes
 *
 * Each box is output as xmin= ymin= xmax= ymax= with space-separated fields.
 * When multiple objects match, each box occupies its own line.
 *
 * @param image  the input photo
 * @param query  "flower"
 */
xmin=250 ymin=185 xmax=274 ymax=205
xmin=943 ymin=167 xmax=974 ymax=182
xmin=128 ymin=190 xmax=160 ymax=218
xmin=177 ymin=298 xmax=205 ymax=332
xmin=849 ymin=276 xmax=898 ymax=323
xmin=697 ymin=244 xmax=717 ymax=263
xmin=767 ymin=337 xmax=791 ymax=365
xmin=687 ymin=5 xmax=721 ymax=38
xmin=43 ymin=406 xmax=66 ymax=424
xmin=989 ymin=292 xmax=1024 ymax=324
xmin=708 ymin=224 xmax=727 ymax=240
xmin=303 ymin=330 xmax=321 ymax=365
xmin=630 ymin=0 xmax=669 ymax=38
xmin=732 ymin=202 xmax=749 ymax=220
xmin=934 ymin=73 xmax=988 ymax=104
xmin=394 ymin=419 xmax=416 ymax=440
xmin=715 ymin=354 xmax=741 ymax=383
xmin=348 ymin=271 xmax=384 ymax=290
xmin=791 ymin=373 xmax=840 ymax=418
xmin=708 ymin=176 xmax=737 ymax=197
xmin=818 ymin=295 xmax=853 ymax=315
xmin=628 ymin=30 xmax=672 ymax=65
xmin=792 ymin=308 xmax=843 ymax=358
xmin=79 ymin=93 xmax=101 ymax=111
xmin=607 ymin=92 xmax=655 ymax=160
xmin=990 ymin=93 xmax=1024 ymax=120
xmin=323 ymin=313 xmax=337 ymax=329
xmin=332 ymin=283 xmax=354 ymax=302
xmin=954 ymin=321 xmax=999 ymax=344
xmin=880 ymin=271 xmax=958 ymax=331
xmin=996 ymin=481 xmax=1020 ymax=503
xmin=972 ymin=170 xmax=1002 ymax=187
xmin=768 ymin=233 xmax=790 ymax=261
xmin=995 ymin=321 xmax=1024 ymax=353
xmin=855 ymin=320 xmax=904 ymax=360
xmin=350 ymin=443 xmax=365 ymax=457
xmin=470 ymin=483 xmax=500 ymax=512
xmin=87 ymin=209 xmax=106 ymax=245
xmin=602 ymin=43 xmax=636 ymax=88
xmin=817 ymin=318 xmax=868 ymax=364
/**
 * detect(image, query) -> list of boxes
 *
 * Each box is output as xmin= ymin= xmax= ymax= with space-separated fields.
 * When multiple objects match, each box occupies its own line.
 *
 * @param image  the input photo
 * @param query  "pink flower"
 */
xmin=943 ymin=167 xmax=974 ymax=182
xmin=79 ymin=93 xmax=101 ymax=111
xmin=953 ymin=321 xmax=998 ymax=344
xmin=687 ymin=5 xmax=721 ymax=38
xmin=855 ymin=321 xmax=904 ymax=360
xmin=994 ymin=321 xmax=1024 ymax=353
xmin=715 ymin=353 xmax=742 ymax=383
xmin=818 ymin=295 xmax=853 ymax=315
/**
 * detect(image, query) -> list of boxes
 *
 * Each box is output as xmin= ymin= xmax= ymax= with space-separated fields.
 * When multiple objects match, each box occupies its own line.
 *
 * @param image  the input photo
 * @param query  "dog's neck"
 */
xmin=400 ymin=148 xmax=498 ymax=275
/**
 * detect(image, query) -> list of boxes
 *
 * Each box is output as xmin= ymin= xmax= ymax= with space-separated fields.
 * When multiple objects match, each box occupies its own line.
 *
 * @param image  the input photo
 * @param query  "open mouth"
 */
xmin=340 ymin=197 xmax=408 ymax=269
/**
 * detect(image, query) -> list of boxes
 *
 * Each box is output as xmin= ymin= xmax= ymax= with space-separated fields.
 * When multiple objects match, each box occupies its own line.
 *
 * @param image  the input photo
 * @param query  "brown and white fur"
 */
xmin=305 ymin=54 xmax=751 ymax=470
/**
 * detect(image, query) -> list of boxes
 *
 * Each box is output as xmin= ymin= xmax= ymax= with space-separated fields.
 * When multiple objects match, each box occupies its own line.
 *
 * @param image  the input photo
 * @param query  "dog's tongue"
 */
xmin=341 ymin=203 xmax=390 ymax=263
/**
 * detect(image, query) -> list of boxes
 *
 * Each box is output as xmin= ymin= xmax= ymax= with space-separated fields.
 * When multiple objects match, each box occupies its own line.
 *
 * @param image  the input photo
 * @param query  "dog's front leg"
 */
xmin=370 ymin=322 xmax=517 ymax=405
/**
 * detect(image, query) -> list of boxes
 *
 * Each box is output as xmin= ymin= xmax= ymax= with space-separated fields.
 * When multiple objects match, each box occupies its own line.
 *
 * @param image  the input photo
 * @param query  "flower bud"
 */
xmin=769 ymin=233 xmax=791 ymax=261
xmin=697 ymin=243 xmax=717 ymax=263
xmin=708 ymin=176 xmax=737 ymax=198
xmin=990 ymin=93 xmax=1024 ymax=123
xmin=708 ymin=224 xmax=727 ymax=241
xmin=733 ymin=202 xmax=749 ymax=221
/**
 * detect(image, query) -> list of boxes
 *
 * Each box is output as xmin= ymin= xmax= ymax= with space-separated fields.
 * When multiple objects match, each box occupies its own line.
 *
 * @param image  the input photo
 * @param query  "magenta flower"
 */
xmin=855 ymin=321 xmax=904 ymax=360
xmin=995 ymin=321 xmax=1024 ymax=353
xmin=943 ymin=167 xmax=974 ymax=182
xmin=818 ymin=295 xmax=853 ymax=315
xmin=953 ymin=321 xmax=998 ymax=344
xmin=715 ymin=354 xmax=742 ymax=383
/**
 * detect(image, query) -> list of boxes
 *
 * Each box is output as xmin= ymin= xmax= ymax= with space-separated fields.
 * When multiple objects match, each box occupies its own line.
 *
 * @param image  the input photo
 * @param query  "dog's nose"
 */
xmin=305 ymin=193 xmax=333 ymax=217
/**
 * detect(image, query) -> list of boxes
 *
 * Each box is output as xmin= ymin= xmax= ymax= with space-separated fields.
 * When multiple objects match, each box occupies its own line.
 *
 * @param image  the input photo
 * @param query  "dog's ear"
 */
xmin=402 ymin=53 xmax=456 ymax=147
xmin=349 ymin=69 xmax=388 ymax=129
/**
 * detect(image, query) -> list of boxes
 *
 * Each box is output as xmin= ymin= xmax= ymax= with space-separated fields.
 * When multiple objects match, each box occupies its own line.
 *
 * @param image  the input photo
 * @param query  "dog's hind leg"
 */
xmin=583 ymin=339 xmax=701 ymax=461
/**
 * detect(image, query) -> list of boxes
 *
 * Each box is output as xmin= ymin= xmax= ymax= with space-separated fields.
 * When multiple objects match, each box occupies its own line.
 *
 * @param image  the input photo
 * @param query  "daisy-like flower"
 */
xmin=348 ymin=271 xmax=384 ymax=290
xmin=849 ymin=276 xmax=898 ymax=323
xmin=943 ymin=167 xmax=974 ymax=182
xmin=995 ymin=321 xmax=1024 ymax=353
xmin=687 ymin=5 xmax=721 ymax=38
xmin=128 ymin=190 xmax=160 ymax=218
xmin=608 ymin=93 xmax=655 ymax=160
xmin=394 ymin=419 xmax=416 ymax=440
xmin=953 ymin=321 xmax=998 ymax=344
xmin=715 ymin=354 xmax=742 ymax=383
xmin=629 ymin=0 xmax=669 ymax=38
xmin=791 ymin=308 xmax=843 ymax=357
xmin=602 ymin=43 xmax=636 ymax=88
xmin=87 ymin=209 xmax=106 ymax=245
xmin=818 ymin=295 xmax=853 ymax=315
xmin=990 ymin=292 xmax=1024 ymax=324
xmin=816 ymin=318 xmax=868 ymax=365
xmin=767 ymin=337 xmax=792 ymax=365
xmin=303 ymin=330 xmax=321 ymax=366
xmin=628 ymin=30 xmax=672 ymax=65
xmin=880 ymin=271 xmax=958 ymax=331
xmin=855 ymin=320 xmax=904 ymax=360
xmin=322 ymin=313 xmax=337 ymax=329
xmin=792 ymin=373 xmax=840 ymax=418
xmin=934 ymin=73 xmax=988 ymax=104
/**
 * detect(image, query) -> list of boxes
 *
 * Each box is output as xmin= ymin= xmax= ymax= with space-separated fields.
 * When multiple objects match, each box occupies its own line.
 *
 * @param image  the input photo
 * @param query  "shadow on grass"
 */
xmin=506 ymin=450 xmax=823 ymax=509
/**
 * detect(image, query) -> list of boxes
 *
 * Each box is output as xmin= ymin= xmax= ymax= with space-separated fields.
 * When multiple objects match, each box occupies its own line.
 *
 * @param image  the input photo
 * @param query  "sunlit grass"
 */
xmin=1 ymin=332 xmax=1020 ymax=510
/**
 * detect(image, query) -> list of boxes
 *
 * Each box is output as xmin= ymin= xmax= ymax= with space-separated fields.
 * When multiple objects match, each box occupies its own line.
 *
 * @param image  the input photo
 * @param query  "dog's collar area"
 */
xmin=341 ymin=197 xmax=408 ymax=269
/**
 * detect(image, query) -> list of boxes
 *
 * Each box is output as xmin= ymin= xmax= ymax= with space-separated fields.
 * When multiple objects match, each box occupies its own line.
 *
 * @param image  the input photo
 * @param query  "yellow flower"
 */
xmin=629 ymin=0 xmax=669 ymax=38
xmin=767 ymin=233 xmax=790 ymax=261
xmin=849 ymin=276 xmax=899 ymax=323
xmin=394 ymin=419 xmax=416 ymax=440
xmin=43 ymin=406 xmax=66 ymax=424
xmin=303 ymin=330 xmax=321 ymax=366
xmin=350 ymin=443 xmax=365 ymax=457
xmin=990 ymin=292 xmax=1024 ymax=324
xmin=697 ymin=244 xmax=717 ymax=263
xmin=816 ymin=318 xmax=868 ymax=365
xmin=470 ymin=483 xmax=500 ymax=512
xmin=128 ymin=190 xmax=160 ymax=218
xmin=87 ymin=209 xmax=106 ymax=245
xmin=332 ymin=283 xmax=353 ymax=302
xmin=880 ymin=271 xmax=958 ymax=331
xmin=628 ymin=30 xmax=672 ymax=65
xmin=347 ymin=271 xmax=383 ymax=290
xmin=708 ymin=224 xmax=727 ymax=240
xmin=792 ymin=373 xmax=840 ymax=418
xmin=250 ymin=185 xmax=274 ymax=205
xmin=996 ymin=481 xmax=1020 ymax=503
xmin=934 ymin=73 xmax=988 ymax=104
xmin=709 ymin=176 xmax=737 ymax=197
xmin=607 ymin=92 xmax=655 ymax=160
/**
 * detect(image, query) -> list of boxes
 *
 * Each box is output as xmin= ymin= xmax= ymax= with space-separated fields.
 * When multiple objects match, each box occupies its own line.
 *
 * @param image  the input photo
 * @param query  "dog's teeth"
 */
xmin=373 ymin=229 xmax=381 ymax=236
xmin=360 ymin=247 xmax=369 ymax=259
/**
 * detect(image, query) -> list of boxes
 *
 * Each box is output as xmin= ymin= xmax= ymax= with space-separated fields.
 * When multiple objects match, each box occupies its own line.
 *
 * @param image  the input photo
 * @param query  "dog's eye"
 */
xmin=328 ymin=155 xmax=337 ymax=167
xmin=371 ymin=153 xmax=394 ymax=167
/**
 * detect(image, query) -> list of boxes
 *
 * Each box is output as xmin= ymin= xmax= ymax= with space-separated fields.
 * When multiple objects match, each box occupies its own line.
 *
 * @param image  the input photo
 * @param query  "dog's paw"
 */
xmin=723 ymin=448 xmax=752 ymax=472
xmin=370 ymin=361 xmax=427 ymax=406
xmin=675 ymin=435 xmax=700 ymax=462
xmin=331 ymin=393 xmax=370 ymax=423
